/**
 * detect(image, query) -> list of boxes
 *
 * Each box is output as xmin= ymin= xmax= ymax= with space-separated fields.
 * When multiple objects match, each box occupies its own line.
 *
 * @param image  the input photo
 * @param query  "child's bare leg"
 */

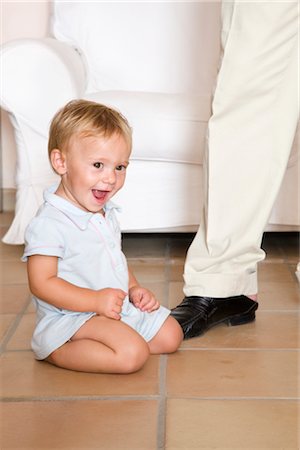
xmin=46 ymin=316 xmax=150 ymax=373
xmin=148 ymin=316 xmax=183 ymax=355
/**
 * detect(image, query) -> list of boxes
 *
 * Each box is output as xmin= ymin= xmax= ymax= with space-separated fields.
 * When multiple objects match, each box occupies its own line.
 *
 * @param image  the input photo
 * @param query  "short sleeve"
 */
xmin=22 ymin=216 xmax=65 ymax=261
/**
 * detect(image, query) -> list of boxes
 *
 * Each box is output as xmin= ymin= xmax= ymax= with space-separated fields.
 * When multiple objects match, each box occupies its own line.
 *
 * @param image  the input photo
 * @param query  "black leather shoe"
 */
xmin=170 ymin=295 xmax=258 ymax=339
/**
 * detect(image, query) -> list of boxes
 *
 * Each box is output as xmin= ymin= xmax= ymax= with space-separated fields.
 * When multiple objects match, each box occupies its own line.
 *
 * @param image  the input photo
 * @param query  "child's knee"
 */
xmin=163 ymin=328 xmax=183 ymax=353
xmin=149 ymin=317 xmax=183 ymax=354
xmin=120 ymin=340 xmax=150 ymax=374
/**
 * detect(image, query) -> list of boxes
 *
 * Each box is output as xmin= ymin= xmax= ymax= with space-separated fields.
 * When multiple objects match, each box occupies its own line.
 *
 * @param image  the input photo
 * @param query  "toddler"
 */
xmin=22 ymin=99 xmax=183 ymax=373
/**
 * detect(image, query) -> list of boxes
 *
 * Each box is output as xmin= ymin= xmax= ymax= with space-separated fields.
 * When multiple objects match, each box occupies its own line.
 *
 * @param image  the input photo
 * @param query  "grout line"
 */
xmin=166 ymin=396 xmax=300 ymax=401
xmin=3 ymin=347 xmax=299 ymax=354
xmin=156 ymin=354 xmax=168 ymax=450
xmin=2 ymin=396 xmax=299 ymax=403
xmin=257 ymin=309 xmax=300 ymax=312
xmin=0 ymin=295 xmax=32 ymax=355
xmin=178 ymin=347 xmax=300 ymax=352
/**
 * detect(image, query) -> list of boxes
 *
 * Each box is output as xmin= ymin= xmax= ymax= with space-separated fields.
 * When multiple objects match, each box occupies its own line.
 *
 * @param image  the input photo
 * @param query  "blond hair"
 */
xmin=48 ymin=99 xmax=132 ymax=158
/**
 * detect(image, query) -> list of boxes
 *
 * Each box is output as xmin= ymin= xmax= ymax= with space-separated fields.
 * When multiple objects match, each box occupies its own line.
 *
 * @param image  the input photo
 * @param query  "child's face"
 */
xmin=54 ymin=132 xmax=131 ymax=213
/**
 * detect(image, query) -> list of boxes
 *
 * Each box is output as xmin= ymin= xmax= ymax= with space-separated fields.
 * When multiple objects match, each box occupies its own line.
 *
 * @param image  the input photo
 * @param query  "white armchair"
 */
xmin=1 ymin=38 xmax=85 ymax=243
xmin=1 ymin=1 xmax=299 ymax=244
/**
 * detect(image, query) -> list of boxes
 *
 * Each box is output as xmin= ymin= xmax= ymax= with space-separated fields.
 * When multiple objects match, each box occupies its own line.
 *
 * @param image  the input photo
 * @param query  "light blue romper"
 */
xmin=22 ymin=185 xmax=170 ymax=360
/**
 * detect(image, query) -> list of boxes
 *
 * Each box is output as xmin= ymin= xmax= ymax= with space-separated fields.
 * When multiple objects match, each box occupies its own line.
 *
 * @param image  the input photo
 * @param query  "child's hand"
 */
xmin=129 ymin=286 xmax=160 ymax=313
xmin=95 ymin=288 xmax=127 ymax=320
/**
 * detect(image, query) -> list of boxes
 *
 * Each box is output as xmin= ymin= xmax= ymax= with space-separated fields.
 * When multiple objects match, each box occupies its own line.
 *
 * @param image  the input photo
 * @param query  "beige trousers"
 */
xmin=184 ymin=1 xmax=299 ymax=298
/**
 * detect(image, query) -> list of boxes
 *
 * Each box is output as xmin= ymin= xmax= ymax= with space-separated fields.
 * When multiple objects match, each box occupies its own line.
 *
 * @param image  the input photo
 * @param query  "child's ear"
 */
xmin=50 ymin=149 xmax=67 ymax=175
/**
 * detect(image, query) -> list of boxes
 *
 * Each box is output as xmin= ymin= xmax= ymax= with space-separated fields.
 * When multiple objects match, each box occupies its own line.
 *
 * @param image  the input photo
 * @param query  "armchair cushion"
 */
xmin=85 ymin=90 xmax=211 ymax=164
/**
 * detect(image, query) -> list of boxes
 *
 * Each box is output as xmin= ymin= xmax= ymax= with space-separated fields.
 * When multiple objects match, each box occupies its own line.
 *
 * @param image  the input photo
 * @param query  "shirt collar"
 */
xmin=44 ymin=184 xmax=121 ymax=230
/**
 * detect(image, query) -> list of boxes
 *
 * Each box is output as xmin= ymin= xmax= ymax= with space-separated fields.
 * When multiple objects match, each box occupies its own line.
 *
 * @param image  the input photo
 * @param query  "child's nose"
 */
xmin=102 ymin=169 xmax=116 ymax=185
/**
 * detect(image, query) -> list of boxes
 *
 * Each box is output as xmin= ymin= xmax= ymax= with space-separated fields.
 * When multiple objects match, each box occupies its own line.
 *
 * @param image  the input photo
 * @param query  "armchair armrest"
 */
xmin=0 ymin=37 xmax=86 ymax=126
xmin=0 ymin=37 xmax=86 ymax=244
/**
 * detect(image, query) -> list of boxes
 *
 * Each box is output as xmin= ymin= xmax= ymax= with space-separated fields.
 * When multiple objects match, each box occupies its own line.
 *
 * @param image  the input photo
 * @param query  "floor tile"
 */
xmin=180 ymin=311 xmax=299 ymax=349
xmin=128 ymin=260 xmax=167 ymax=282
xmin=165 ymin=399 xmax=299 ymax=449
xmin=6 ymin=313 xmax=35 ymax=350
xmin=1 ymin=351 xmax=160 ymax=399
xmin=258 ymin=262 xmax=296 ymax=283
xmin=1 ymin=218 xmax=299 ymax=450
xmin=0 ymin=284 xmax=30 ymax=313
xmin=1 ymin=400 xmax=158 ymax=449
xmin=168 ymin=281 xmax=185 ymax=309
xmin=168 ymin=261 xmax=185 ymax=282
xmin=259 ymin=281 xmax=300 ymax=310
xmin=167 ymin=350 xmax=298 ymax=398
xmin=0 ymin=314 xmax=16 ymax=343
xmin=0 ymin=211 xmax=14 ymax=228
xmin=169 ymin=278 xmax=300 ymax=311
xmin=1 ymin=259 xmax=28 ymax=284
xmin=0 ymin=242 xmax=24 ymax=260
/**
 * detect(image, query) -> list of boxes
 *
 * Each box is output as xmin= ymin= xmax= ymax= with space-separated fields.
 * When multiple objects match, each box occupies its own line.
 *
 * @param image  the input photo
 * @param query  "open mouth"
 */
xmin=92 ymin=189 xmax=110 ymax=201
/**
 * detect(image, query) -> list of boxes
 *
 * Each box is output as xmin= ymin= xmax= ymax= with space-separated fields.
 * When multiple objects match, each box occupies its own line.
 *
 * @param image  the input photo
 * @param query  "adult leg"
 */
xmin=46 ymin=316 xmax=150 ymax=373
xmin=172 ymin=1 xmax=299 ymax=338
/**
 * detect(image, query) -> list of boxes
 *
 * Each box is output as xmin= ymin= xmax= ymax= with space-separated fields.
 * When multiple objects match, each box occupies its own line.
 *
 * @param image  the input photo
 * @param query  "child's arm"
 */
xmin=27 ymin=255 xmax=126 ymax=320
xmin=128 ymin=268 xmax=160 ymax=312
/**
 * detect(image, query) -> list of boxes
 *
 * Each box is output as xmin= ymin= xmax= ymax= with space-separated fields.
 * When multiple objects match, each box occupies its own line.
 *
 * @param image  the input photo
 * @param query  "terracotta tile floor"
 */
xmin=1 ymin=211 xmax=299 ymax=449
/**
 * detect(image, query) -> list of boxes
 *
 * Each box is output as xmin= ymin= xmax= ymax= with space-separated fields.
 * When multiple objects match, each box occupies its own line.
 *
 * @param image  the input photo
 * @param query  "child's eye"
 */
xmin=93 ymin=162 xmax=103 ymax=169
xmin=116 ymin=165 xmax=127 ymax=171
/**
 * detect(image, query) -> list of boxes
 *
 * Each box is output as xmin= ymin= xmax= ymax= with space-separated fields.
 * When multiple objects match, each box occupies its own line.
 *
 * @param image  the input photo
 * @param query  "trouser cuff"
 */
xmin=183 ymin=271 xmax=258 ymax=298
